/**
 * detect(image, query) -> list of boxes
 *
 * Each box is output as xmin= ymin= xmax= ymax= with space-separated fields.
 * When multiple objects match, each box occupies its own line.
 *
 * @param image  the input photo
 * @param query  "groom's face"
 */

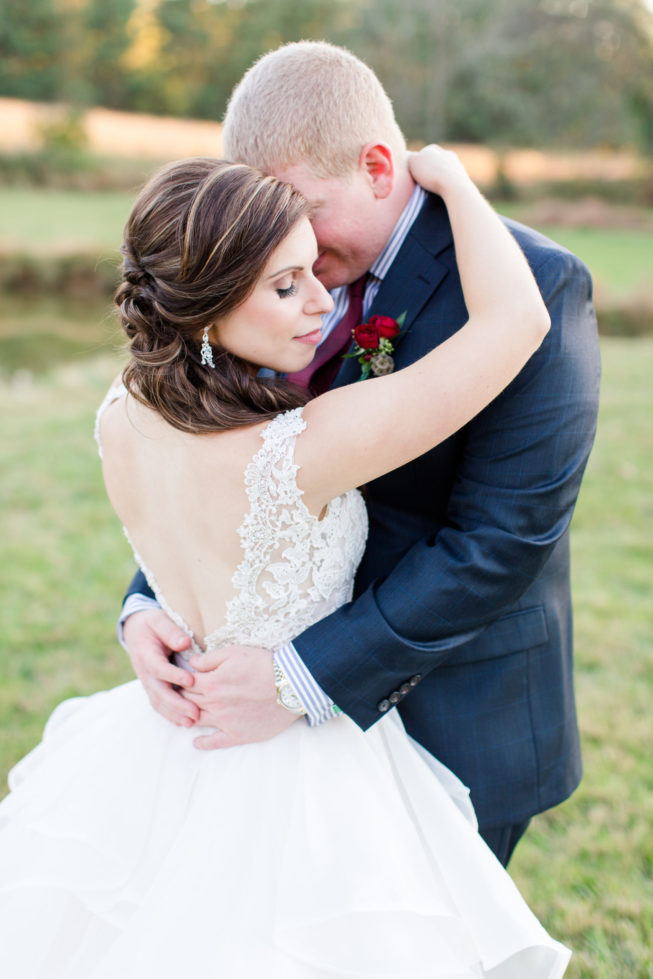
xmin=272 ymin=160 xmax=389 ymax=292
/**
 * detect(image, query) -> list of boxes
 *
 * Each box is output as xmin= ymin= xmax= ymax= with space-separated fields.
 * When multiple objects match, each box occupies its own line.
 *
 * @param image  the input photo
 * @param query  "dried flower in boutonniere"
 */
xmin=344 ymin=312 xmax=407 ymax=381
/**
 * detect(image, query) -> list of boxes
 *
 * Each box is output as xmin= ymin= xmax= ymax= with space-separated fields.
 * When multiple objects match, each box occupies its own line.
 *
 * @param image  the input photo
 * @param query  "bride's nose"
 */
xmin=306 ymin=277 xmax=334 ymax=316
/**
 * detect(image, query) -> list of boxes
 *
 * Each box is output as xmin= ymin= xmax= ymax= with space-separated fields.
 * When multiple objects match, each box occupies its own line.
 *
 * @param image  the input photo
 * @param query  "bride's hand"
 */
xmin=408 ymin=144 xmax=472 ymax=197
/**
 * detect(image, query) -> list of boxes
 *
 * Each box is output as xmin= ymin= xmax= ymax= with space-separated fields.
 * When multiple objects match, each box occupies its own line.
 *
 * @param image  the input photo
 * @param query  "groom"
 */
xmin=122 ymin=42 xmax=600 ymax=866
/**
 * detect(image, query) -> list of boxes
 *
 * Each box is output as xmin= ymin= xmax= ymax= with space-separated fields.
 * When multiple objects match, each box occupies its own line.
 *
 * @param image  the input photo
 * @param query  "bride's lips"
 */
xmin=294 ymin=328 xmax=322 ymax=346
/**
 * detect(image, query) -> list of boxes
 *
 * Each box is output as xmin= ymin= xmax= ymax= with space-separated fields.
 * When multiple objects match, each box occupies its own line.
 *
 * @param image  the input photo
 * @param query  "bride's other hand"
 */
xmin=122 ymin=609 xmax=199 ymax=728
xmin=186 ymin=646 xmax=298 ymax=750
xmin=408 ymin=144 xmax=470 ymax=196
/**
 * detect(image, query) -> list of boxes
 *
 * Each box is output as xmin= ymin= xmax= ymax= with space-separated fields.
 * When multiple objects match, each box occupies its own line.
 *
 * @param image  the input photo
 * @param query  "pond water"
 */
xmin=0 ymin=295 xmax=122 ymax=376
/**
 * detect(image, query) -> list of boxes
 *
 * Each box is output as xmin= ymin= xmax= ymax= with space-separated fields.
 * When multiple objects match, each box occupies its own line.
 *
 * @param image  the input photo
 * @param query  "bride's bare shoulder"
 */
xmin=100 ymin=392 xmax=273 ymax=472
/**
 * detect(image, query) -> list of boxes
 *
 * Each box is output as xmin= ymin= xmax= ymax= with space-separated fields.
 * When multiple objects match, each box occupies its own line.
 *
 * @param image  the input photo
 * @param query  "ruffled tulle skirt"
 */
xmin=0 ymin=680 xmax=569 ymax=978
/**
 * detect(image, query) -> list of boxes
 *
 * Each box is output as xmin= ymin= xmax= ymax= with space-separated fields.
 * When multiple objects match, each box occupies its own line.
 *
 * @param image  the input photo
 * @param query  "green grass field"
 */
xmin=525 ymin=225 xmax=653 ymax=297
xmin=0 ymin=188 xmax=134 ymax=254
xmin=0 ymin=338 xmax=651 ymax=976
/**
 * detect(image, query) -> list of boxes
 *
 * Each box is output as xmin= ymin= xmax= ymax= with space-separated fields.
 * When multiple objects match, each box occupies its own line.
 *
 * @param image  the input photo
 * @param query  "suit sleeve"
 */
xmin=124 ymin=568 xmax=156 ymax=605
xmin=293 ymin=248 xmax=601 ymax=729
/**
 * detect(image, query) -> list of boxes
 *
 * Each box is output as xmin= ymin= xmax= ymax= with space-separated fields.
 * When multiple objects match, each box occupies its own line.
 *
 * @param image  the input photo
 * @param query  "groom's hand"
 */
xmin=185 ymin=646 xmax=298 ymax=750
xmin=123 ymin=609 xmax=200 ymax=728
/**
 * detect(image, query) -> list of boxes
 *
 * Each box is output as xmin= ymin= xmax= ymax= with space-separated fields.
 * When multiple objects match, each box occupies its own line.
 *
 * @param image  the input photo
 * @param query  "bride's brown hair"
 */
xmin=115 ymin=158 xmax=311 ymax=433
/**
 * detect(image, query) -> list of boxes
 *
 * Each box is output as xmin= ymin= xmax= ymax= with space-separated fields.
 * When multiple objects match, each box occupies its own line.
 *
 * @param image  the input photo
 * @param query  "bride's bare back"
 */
xmin=100 ymin=392 xmax=269 ymax=643
xmin=99 ymin=390 xmax=367 ymax=651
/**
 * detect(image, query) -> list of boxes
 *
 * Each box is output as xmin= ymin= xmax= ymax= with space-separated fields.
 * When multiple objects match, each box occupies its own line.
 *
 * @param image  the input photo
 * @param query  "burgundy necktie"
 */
xmin=287 ymin=273 xmax=368 ymax=397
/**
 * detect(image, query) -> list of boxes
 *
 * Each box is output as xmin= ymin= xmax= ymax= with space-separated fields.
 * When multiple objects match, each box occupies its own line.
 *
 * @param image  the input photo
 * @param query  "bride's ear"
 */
xmin=199 ymin=323 xmax=218 ymax=343
xmin=359 ymin=143 xmax=394 ymax=199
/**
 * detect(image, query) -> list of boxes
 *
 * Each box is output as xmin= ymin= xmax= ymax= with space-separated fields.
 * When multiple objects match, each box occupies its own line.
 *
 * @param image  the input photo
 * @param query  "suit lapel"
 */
xmin=333 ymin=192 xmax=454 ymax=389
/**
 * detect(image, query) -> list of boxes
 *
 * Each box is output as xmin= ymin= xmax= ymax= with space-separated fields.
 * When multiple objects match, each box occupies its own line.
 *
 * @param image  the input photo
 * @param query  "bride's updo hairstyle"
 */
xmin=116 ymin=157 xmax=312 ymax=433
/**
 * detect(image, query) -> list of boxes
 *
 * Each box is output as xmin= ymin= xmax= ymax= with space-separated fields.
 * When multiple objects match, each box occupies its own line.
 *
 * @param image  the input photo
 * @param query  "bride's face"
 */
xmin=211 ymin=217 xmax=333 ymax=373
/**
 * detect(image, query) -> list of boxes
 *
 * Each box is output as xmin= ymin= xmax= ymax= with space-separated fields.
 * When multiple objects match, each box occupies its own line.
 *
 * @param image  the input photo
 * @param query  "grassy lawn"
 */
xmin=0 ymin=187 xmax=135 ymax=253
xmin=510 ymin=338 xmax=653 ymax=977
xmin=497 ymin=203 xmax=653 ymax=298
xmin=529 ymin=225 xmax=653 ymax=297
xmin=0 ymin=295 xmax=120 ymax=374
xmin=0 ymin=357 xmax=135 ymax=768
xmin=0 ymin=340 xmax=652 ymax=977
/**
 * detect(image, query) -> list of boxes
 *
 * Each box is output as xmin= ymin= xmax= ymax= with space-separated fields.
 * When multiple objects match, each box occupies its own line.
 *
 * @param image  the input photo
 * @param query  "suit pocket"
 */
xmin=449 ymin=606 xmax=549 ymax=666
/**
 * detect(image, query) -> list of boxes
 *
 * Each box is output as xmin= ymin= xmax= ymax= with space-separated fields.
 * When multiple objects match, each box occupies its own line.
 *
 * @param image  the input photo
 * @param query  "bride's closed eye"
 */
xmin=276 ymin=281 xmax=297 ymax=299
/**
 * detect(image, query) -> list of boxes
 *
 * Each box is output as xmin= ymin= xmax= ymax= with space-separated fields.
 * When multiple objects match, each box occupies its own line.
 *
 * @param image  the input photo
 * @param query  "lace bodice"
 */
xmin=96 ymin=388 xmax=368 ymax=658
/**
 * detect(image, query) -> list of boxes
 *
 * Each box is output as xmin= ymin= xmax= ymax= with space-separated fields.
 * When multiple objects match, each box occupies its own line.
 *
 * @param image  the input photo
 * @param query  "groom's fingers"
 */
xmin=188 ymin=644 xmax=260 ymax=673
xmin=123 ymin=610 xmax=201 ymax=727
xmin=146 ymin=679 xmax=200 ymax=728
xmin=123 ymin=610 xmax=194 ymax=690
xmin=140 ymin=609 xmax=193 ymax=657
xmin=191 ymin=700 xmax=299 ymax=750
xmin=192 ymin=729 xmax=234 ymax=750
xmin=150 ymin=657 xmax=194 ymax=689
xmin=189 ymin=650 xmax=228 ymax=672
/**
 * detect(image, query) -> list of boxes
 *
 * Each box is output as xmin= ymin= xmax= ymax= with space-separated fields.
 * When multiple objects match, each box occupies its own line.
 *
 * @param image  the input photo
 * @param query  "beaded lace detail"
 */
xmin=96 ymin=393 xmax=368 ymax=658
xmin=205 ymin=408 xmax=368 ymax=652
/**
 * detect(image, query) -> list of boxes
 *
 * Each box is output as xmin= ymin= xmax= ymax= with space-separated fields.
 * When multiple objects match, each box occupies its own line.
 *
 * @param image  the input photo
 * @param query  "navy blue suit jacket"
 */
xmin=126 ymin=193 xmax=600 ymax=829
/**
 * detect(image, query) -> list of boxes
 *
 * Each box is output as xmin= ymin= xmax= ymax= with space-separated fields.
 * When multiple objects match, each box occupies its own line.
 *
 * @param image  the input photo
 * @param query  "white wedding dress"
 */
xmin=0 ymin=389 xmax=570 ymax=978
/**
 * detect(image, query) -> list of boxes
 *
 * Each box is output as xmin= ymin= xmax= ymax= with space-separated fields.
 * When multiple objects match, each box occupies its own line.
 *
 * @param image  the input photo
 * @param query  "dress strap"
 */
xmin=241 ymin=407 xmax=307 ymax=518
xmin=204 ymin=407 xmax=311 ymax=650
xmin=94 ymin=381 xmax=127 ymax=459
xmin=257 ymin=406 xmax=306 ymax=450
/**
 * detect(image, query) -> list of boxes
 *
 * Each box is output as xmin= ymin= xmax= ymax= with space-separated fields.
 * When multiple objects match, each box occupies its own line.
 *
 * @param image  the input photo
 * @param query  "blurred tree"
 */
xmin=82 ymin=0 xmax=137 ymax=108
xmin=353 ymin=0 xmax=653 ymax=149
xmin=132 ymin=0 xmax=357 ymax=118
xmin=0 ymin=0 xmax=64 ymax=100
xmin=441 ymin=0 xmax=653 ymax=149
xmin=0 ymin=0 xmax=651 ymax=151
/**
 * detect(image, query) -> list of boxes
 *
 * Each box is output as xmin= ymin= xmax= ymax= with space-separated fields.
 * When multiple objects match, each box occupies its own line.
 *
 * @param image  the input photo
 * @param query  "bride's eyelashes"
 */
xmin=276 ymin=281 xmax=298 ymax=299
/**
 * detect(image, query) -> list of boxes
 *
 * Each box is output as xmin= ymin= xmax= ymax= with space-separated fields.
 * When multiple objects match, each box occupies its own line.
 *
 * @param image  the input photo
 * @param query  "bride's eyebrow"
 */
xmin=265 ymin=264 xmax=303 ymax=280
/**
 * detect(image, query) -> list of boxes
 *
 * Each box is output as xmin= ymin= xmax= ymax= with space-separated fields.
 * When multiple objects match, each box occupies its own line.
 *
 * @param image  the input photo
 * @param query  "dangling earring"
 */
xmin=200 ymin=326 xmax=215 ymax=369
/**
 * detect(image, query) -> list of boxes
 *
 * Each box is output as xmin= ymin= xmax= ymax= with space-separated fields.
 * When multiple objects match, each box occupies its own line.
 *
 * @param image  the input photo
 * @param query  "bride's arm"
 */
xmin=297 ymin=146 xmax=550 ymax=512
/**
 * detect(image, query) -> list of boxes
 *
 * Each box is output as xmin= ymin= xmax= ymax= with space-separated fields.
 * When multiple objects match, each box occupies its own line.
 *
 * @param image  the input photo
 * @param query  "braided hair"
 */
xmin=115 ymin=158 xmax=311 ymax=434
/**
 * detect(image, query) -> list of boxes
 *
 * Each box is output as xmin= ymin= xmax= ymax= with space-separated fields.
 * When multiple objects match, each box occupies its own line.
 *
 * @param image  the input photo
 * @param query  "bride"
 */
xmin=0 ymin=147 xmax=570 ymax=977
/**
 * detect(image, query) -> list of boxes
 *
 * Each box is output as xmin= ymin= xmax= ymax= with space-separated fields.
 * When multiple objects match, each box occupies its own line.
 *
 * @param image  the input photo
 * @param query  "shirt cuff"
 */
xmin=117 ymin=594 xmax=161 ymax=650
xmin=274 ymin=643 xmax=342 ymax=727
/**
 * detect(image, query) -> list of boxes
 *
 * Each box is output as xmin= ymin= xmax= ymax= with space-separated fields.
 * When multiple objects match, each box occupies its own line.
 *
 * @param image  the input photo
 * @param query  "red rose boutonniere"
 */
xmin=345 ymin=311 xmax=407 ymax=380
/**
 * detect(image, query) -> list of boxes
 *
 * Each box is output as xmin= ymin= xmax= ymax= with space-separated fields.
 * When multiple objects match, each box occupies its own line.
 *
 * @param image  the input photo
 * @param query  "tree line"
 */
xmin=1 ymin=0 xmax=652 ymax=150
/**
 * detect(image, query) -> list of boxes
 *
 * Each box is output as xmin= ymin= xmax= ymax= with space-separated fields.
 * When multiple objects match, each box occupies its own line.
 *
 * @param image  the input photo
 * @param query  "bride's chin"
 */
xmin=278 ymin=353 xmax=317 ymax=374
xmin=240 ymin=353 xmax=316 ymax=376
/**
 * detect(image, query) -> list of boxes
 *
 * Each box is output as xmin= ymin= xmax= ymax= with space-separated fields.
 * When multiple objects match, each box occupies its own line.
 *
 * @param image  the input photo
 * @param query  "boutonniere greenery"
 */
xmin=344 ymin=312 xmax=407 ymax=381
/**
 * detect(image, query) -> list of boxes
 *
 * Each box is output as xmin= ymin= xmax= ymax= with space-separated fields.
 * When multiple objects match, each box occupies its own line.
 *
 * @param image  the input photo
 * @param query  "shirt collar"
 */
xmin=368 ymin=183 xmax=427 ymax=283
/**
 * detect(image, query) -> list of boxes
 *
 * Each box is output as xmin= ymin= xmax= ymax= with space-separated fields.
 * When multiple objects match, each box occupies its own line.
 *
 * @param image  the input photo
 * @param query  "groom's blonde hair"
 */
xmin=222 ymin=41 xmax=406 ymax=178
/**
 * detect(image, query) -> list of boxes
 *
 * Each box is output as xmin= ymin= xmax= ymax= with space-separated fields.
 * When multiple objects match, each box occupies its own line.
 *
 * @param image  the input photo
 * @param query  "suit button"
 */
xmin=409 ymin=674 xmax=422 ymax=686
xmin=389 ymin=691 xmax=401 ymax=704
xmin=399 ymin=683 xmax=411 ymax=696
xmin=377 ymin=699 xmax=391 ymax=713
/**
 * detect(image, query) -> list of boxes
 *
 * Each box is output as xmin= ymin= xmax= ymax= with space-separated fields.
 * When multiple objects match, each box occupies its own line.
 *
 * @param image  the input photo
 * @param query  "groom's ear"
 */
xmin=359 ymin=143 xmax=394 ymax=199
